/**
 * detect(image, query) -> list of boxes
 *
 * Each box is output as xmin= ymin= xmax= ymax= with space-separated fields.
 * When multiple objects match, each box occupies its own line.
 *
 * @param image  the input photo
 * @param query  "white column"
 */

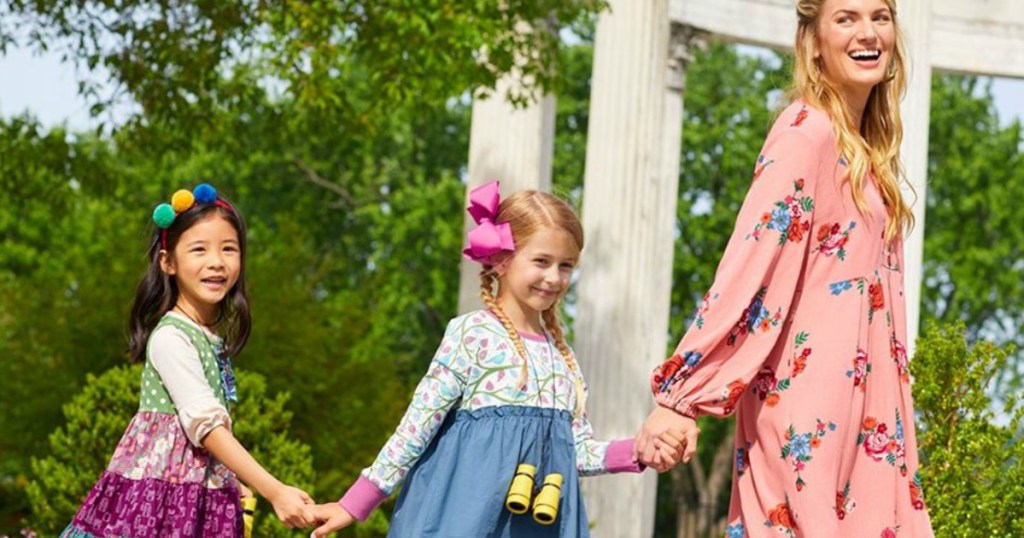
xmin=899 ymin=1 xmax=932 ymax=355
xmin=458 ymin=78 xmax=556 ymax=313
xmin=576 ymin=3 xmax=684 ymax=536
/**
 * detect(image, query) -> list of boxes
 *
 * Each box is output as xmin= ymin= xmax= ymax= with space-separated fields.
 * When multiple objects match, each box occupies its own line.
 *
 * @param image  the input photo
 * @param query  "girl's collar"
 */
xmin=166 ymin=310 xmax=222 ymax=342
xmin=481 ymin=309 xmax=549 ymax=342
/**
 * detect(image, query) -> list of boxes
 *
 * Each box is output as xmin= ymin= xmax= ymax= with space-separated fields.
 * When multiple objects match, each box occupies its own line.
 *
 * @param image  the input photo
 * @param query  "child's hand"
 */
xmin=310 ymin=503 xmax=355 ymax=537
xmin=268 ymin=484 xmax=316 ymax=528
xmin=634 ymin=406 xmax=700 ymax=470
xmin=646 ymin=430 xmax=686 ymax=472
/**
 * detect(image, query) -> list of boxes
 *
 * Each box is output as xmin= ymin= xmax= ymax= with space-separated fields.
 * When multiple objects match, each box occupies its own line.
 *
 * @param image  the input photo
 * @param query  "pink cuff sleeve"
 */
xmin=604 ymin=438 xmax=645 ymax=473
xmin=338 ymin=475 xmax=389 ymax=521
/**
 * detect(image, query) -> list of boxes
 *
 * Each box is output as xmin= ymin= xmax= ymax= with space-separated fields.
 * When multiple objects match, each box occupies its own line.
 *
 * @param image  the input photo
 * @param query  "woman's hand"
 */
xmin=310 ymin=503 xmax=356 ymax=537
xmin=644 ymin=430 xmax=687 ymax=472
xmin=634 ymin=406 xmax=700 ymax=470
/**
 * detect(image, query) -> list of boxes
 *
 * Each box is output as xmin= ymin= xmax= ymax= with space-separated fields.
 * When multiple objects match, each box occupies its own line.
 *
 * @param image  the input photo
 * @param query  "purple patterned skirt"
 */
xmin=61 ymin=411 xmax=243 ymax=538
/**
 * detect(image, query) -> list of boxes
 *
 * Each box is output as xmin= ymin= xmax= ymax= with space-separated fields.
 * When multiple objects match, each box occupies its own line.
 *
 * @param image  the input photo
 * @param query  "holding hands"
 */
xmin=266 ymin=483 xmax=317 ymax=528
xmin=309 ymin=503 xmax=356 ymax=537
xmin=634 ymin=406 xmax=700 ymax=472
xmin=271 ymin=408 xmax=700 ymax=537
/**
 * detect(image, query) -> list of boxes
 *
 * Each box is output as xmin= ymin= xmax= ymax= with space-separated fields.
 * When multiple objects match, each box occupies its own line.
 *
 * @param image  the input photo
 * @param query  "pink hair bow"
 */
xmin=462 ymin=180 xmax=515 ymax=264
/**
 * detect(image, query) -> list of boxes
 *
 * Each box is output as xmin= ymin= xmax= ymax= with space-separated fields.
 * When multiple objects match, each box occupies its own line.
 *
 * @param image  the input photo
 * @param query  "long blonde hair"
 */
xmin=477 ymin=190 xmax=587 ymax=416
xmin=791 ymin=0 xmax=913 ymax=241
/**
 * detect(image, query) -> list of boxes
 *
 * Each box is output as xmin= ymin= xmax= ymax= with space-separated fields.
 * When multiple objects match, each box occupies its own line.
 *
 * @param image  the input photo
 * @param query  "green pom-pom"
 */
xmin=153 ymin=203 xmax=176 ymax=228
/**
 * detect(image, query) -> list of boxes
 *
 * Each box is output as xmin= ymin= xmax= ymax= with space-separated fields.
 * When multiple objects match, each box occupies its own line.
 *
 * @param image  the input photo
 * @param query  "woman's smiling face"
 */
xmin=815 ymin=0 xmax=896 ymax=100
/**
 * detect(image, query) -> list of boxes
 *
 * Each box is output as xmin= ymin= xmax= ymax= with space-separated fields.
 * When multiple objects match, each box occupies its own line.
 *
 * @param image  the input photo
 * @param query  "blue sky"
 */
xmin=2 ymin=44 xmax=1022 ymax=131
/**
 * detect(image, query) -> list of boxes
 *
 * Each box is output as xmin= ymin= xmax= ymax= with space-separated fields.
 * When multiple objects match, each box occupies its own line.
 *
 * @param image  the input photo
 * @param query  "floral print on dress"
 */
xmin=108 ymin=412 xmax=235 ymax=489
xmin=736 ymin=441 xmax=753 ymax=478
xmin=868 ymin=280 xmax=885 ymax=323
xmin=750 ymin=332 xmax=812 ymax=407
xmin=746 ymin=179 xmax=814 ymax=245
xmin=652 ymin=350 xmax=703 ymax=393
xmin=891 ymin=336 xmax=910 ymax=383
xmin=910 ymin=470 xmax=927 ymax=510
xmin=720 ymin=380 xmax=747 ymax=415
xmin=814 ymin=221 xmax=856 ymax=260
xmin=829 ymin=273 xmax=887 ymax=324
xmin=781 ymin=419 xmax=837 ymax=491
xmin=834 ymin=480 xmax=857 ymax=520
xmin=858 ymin=412 xmax=908 ymax=475
xmin=792 ymin=106 xmax=809 ymax=127
xmin=695 ymin=292 xmax=718 ymax=329
xmin=828 ymin=277 xmax=864 ymax=296
xmin=726 ymin=522 xmax=746 ymax=538
xmin=791 ymin=331 xmax=812 ymax=376
xmin=753 ymin=155 xmax=776 ymax=181
xmin=846 ymin=347 xmax=871 ymax=391
xmin=728 ymin=286 xmax=783 ymax=345
xmin=881 ymin=527 xmax=900 ymax=538
xmin=751 ymin=367 xmax=789 ymax=407
xmin=764 ymin=499 xmax=799 ymax=537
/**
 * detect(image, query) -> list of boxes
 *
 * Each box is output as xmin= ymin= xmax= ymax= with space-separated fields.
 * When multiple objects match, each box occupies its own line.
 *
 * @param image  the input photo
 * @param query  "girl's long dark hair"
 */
xmin=128 ymin=196 xmax=251 ymax=363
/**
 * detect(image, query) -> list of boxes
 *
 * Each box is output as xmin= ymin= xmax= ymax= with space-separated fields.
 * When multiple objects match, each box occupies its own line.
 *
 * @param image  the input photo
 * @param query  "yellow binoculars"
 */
xmin=241 ymin=496 xmax=256 ymax=538
xmin=504 ymin=463 xmax=564 ymax=525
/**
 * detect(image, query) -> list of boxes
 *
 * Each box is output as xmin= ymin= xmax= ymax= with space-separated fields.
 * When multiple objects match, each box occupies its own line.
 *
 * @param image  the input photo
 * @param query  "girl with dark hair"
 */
xmin=62 ymin=183 xmax=316 ymax=537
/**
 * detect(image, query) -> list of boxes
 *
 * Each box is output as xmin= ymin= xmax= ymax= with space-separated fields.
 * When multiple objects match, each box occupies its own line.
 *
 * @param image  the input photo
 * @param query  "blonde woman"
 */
xmin=635 ymin=0 xmax=935 ymax=535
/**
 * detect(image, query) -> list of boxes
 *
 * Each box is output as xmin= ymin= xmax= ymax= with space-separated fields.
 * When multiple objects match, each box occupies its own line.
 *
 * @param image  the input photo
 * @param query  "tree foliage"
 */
xmin=25 ymin=365 xmax=315 ymax=537
xmin=2 ymin=0 xmax=605 ymax=131
xmin=924 ymin=76 xmax=1024 ymax=360
xmin=911 ymin=322 xmax=1024 ymax=536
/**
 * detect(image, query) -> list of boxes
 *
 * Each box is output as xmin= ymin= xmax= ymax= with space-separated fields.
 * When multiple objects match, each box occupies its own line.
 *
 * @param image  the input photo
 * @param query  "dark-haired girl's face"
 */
xmin=159 ymin=214 xmax=241 ymax=324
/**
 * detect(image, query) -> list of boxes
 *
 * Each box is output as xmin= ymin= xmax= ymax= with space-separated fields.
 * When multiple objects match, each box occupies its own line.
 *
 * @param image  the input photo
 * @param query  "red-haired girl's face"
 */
xmin=496 ymin=227 xmax=578 ymax=324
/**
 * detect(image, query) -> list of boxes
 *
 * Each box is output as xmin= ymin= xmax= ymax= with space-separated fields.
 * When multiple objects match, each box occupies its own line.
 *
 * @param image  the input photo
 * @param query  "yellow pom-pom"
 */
xmin=171 ymin=189 xmax=195 ymax=213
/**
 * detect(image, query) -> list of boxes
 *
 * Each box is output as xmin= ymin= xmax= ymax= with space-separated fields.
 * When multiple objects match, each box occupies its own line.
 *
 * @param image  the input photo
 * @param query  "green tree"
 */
xmin=911 ymin=322 xmax=1024 ymax=536
xmin=25 ymin=365 xmax=315 ymax=537
xmin=2 ymin=0 xmax=605 ymax=131
xmin=924 ymin=76 xmax=1024 ymax=371
xmin=0 ymin=116 xmax=135 ymax=528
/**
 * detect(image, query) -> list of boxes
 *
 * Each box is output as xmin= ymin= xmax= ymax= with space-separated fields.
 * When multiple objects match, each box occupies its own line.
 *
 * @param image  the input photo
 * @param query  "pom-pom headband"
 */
xmin=462 ymin=180 xmax=515 ymax=265
xmin=152 ymin=183 xmax=233 ymax=250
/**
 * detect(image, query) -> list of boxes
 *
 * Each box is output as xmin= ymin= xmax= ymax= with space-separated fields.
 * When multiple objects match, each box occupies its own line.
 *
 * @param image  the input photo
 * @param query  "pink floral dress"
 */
xmin=651 ymin=101 xmax=934 ymax=538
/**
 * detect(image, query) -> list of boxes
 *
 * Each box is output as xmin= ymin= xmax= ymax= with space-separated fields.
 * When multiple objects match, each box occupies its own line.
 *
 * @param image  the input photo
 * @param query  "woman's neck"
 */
xmin=839 ymin=86 xmax=870 ymax=131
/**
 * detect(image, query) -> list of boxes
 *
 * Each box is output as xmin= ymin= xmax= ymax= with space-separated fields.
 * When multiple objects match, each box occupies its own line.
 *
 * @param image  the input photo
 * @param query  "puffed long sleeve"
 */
xmin=651 ymin=123 xmax=823 ymax=418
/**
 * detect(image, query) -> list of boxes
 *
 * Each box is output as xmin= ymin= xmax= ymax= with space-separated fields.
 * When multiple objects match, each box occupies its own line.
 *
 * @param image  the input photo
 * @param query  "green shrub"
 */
xmin=912 ymin=322 xmax=1024 ymax=536
xmin=25 ymin=364 xmax=315 ymax=537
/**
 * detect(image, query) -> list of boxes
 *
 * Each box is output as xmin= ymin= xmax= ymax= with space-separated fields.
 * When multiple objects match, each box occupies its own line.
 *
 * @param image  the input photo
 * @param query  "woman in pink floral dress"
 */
xmin=635 ymin=0 xmax=935 ymax=536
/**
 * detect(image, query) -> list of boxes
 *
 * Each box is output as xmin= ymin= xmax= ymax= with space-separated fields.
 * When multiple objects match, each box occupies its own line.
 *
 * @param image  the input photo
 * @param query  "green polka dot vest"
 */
xmin=139 ymin=315 xmax=229 ymax=413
